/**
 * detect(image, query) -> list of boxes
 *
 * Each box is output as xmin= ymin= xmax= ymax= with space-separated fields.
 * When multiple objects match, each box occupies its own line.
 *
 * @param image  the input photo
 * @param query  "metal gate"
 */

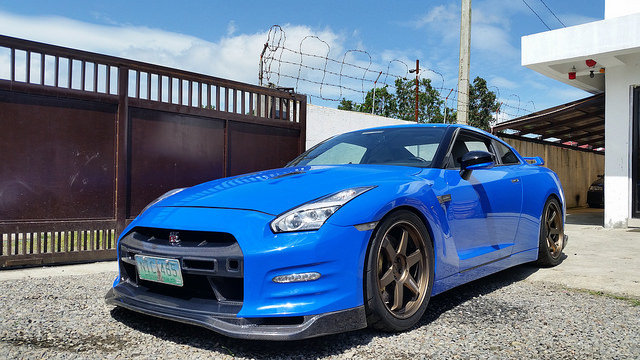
xmin=0 ymin=35 xmax=306 ymax=268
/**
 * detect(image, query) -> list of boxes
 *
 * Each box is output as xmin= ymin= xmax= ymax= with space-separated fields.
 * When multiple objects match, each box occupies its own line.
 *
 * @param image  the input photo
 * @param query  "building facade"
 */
xmin=522 ymin=0 xmax=640 ymax=228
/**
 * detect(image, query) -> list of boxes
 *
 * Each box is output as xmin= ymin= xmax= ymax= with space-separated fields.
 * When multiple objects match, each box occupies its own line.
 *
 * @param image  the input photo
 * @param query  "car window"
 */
xmin=493 ymin=141 xmax=521 ymax=165
xmin=447 ymin=131 xmax=494 ymax=168
xmin=465 ymin=140 xmax=490 ymax=152
xmin=306 ymin=142 xmax=366 ymax=165
xmin=405 ymin=144 xmax=440 ymax=160
xmin=289 ymin=127 xmax=447 ymax=168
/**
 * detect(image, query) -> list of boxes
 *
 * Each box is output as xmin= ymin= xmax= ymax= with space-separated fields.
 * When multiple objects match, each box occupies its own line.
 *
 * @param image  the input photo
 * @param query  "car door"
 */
xmin=442 ymin=129 xmax=523 ymax=271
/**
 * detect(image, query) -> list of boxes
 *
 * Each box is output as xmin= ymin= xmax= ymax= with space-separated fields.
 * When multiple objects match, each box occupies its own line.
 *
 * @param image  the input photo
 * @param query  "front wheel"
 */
xmin=364 ymin=210 xmax=434 ymax=332
xmin=537 ymin=198 xmax=565 ymax=267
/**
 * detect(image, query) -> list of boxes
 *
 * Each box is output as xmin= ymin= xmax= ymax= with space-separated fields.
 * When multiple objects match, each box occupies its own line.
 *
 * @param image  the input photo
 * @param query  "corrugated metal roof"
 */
xmin=492 ymin=93 xmax=604 ymax=151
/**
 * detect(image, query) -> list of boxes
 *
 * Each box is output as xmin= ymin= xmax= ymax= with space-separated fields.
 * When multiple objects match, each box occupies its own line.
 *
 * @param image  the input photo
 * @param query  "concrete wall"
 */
xmin=501 ymin=137 xmax=605 ymax=209
xmin=604 ymin=65 xmax=639 ymax=228
xmin=606 ymin=0 xmax=640 ymax=19
xmin=306 ymin=104 xmax=411 ymax=149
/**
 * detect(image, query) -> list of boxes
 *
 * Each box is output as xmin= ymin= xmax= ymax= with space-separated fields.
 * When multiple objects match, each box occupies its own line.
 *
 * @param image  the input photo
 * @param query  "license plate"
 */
xmin=135 ymin=255 xmax=183 ymax=287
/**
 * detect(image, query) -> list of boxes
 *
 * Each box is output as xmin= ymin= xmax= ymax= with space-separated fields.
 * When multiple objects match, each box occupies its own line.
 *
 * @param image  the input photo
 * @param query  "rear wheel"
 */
xmin=537 ymin=198 xmax=565 ymax=267
xmin=364 ymin=210 xmax=434 ymax=331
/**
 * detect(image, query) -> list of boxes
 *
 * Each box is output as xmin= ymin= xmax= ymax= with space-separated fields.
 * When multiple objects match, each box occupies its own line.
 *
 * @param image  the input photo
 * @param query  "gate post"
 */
xmin=115 ymin=66 xmax=130 ymax=237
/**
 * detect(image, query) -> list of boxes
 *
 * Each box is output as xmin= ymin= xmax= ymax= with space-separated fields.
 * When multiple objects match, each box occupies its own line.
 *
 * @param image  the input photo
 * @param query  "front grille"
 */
xmin=118 ymin=227 xmax=244 ymax=303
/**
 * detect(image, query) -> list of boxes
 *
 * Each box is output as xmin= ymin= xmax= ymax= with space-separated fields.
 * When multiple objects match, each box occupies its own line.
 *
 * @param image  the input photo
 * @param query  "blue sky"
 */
xmin=0 ymin=0 xmax=604 ymax=121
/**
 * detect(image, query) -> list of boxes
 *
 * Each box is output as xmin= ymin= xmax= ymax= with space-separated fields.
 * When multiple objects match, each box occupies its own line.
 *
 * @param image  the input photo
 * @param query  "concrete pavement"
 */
xmin=524 ymin=207 xmax=640 ymax=299
xmin=0 ymin=207 xmax=638 ymax=299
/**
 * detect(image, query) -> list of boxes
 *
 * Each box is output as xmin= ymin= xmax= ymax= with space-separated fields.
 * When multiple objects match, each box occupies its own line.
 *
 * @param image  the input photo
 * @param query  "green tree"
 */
xmin=339 ymin=76 xmax=494 ymax=127
xmin=366 ymin=78 xmax=446 ymax=123
xmin=417 ymin=78 xmax=445 ymax=123
xmin=338 ymin=98 xmax=356 ymax=111
xmin=467 ymin=76 xmax=499 ymax=131
xmin=359 ymin=86 xmax=396 ymax=117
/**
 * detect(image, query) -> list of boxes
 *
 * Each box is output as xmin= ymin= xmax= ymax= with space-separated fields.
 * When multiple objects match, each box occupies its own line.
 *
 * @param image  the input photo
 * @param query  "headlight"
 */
xmin=270 ymin=186 xmax=375 ymax=233
xmin=138 ymin=188 xmax=186 ymax=216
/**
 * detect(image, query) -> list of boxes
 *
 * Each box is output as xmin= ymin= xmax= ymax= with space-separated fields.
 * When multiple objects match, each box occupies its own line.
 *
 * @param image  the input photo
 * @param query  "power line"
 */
xmin=522 ymin=0 xmax=551 ymax=30
xmin=538 ymin=0 xmax=566 ymax=28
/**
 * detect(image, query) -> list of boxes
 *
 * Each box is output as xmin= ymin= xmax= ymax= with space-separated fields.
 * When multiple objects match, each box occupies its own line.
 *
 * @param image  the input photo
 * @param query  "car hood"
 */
xmin=155 ymin=165 xmax=423 ymax=215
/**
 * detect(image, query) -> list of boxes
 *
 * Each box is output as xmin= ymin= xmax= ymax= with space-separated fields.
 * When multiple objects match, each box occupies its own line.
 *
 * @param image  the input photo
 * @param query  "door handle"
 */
xmin=511 ymin=178 xmax=520 ymax=183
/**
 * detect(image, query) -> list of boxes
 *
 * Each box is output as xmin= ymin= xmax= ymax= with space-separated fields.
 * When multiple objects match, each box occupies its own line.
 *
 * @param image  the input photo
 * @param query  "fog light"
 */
xmin=272 ymin=272 xmax=321 ymax=283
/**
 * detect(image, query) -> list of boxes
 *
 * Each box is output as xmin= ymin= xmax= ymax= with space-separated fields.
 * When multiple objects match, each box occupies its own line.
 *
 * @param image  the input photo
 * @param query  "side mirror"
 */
xmin=459 ymin=151 xmax=495 ymax=180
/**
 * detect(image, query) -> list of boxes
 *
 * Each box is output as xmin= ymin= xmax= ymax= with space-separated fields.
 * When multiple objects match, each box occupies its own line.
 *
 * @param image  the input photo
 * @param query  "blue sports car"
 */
xmin=106 ymin=124 xmax=567 ymax=340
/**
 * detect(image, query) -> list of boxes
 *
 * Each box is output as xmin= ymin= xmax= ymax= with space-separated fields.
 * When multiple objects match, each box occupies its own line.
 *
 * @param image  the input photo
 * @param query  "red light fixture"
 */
xmin=586 ymin=59 xmax=597 ymax=68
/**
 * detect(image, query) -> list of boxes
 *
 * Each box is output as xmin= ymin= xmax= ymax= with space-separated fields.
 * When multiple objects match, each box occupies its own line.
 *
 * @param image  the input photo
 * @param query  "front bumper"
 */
xmin=106 ymin=206 xmax=374 ymax=339
xmin=105 ymin=285 xmax=367 ymax=340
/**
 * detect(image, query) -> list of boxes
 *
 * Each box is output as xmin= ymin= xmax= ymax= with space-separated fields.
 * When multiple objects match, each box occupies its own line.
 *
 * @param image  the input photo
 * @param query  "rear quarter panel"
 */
xmin=512 ymin=164 xmax=565 ymax=255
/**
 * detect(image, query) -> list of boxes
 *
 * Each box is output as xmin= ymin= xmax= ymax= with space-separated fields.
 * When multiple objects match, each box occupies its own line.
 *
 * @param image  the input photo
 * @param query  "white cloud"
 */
xmin=0 ymin=11 xmax=360 ymax=94
xmin=413 ymin=4 xmax=460 ymax=43
xmin=490 ymin=76 xmax=518 ymax=90
xmin=413 ymin=2 xmax=519 ymax=59
xmin=226 ymin=20 xmax=237 ymax=37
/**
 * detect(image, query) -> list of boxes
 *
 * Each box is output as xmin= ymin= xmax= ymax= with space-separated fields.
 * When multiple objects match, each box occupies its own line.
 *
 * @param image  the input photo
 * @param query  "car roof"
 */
xmin=349 ymin=123 xmax=493 ymax=137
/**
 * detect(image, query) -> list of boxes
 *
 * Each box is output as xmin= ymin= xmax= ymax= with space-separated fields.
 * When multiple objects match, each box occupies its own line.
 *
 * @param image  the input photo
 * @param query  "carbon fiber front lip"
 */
xmin=105 ymin=284 xmax=367 ymax=341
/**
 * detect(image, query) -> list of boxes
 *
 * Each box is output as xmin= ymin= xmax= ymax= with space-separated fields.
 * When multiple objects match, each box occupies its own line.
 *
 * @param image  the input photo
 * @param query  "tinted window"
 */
xmin=494 ymin=141 xmax=520 ymax=165
xmin=447 ymin=131 xmax=493 ymax=168
xmin=306 ymin=142 xmax=366 ymax=165
xmin=289 ymin=127 xmax=447 ymax=168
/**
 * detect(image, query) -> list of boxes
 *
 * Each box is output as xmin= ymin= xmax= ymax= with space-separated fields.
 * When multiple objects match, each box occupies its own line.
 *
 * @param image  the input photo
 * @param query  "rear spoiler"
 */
xmin=523 ymin=156 xmax=544 ymax=166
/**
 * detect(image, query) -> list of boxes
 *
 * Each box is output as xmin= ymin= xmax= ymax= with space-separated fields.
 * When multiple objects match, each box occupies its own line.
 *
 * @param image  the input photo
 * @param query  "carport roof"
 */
xmin=491 ymin=93 xmax=604 ymax=151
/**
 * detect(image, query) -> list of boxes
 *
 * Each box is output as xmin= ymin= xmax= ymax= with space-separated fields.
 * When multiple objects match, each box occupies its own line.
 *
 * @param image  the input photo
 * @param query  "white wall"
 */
xmin=606 ymin=0 xmax=640 ymax=19
xmin=306 ymin=104 xmax=411 ymax=149
xmin=604 ymin=64 xmax=640 ymax=228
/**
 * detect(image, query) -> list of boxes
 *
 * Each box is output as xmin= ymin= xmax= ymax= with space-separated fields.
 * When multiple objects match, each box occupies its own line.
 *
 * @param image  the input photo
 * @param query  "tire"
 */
xmin=364 ymin=210 xmax=434 ymax=332
xmin=537 ymin=198 xmax=565 ymax=267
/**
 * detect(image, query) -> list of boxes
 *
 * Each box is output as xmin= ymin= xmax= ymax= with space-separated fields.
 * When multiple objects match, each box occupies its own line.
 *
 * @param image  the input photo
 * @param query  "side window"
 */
xmin=493 ymin=141 xmax=520 ymax=165
xmin=404 ymin=144 xmax=439 ymax=161
xmin=447 ymin=131 xmax=495 ymax=168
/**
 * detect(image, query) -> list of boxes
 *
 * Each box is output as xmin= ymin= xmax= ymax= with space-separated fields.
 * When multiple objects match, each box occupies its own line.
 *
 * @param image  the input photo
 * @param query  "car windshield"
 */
xmin=289 ymin=127 xmax=447 ymax=168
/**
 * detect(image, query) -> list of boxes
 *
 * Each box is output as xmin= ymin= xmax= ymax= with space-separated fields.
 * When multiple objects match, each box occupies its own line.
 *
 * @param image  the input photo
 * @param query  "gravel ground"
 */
xmin=0 ymin=266 xmax=638 ymax=360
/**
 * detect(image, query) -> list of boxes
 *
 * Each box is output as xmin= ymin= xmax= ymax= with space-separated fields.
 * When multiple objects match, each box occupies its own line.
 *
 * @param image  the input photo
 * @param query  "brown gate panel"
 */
xmin=0 ymin=90 xmax=117 ymax=221
xmin=0 ymin=35 xmax=306 ymax=268
xmin=128 ymin=107 xmax=225 ymax=217
xmin=227 ymin=121 xmax=301 ymax=176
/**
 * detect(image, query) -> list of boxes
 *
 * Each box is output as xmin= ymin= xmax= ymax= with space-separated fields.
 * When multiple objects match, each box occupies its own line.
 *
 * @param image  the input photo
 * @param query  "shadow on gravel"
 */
xmin=109 ymin=263 xmax=543 ymax=358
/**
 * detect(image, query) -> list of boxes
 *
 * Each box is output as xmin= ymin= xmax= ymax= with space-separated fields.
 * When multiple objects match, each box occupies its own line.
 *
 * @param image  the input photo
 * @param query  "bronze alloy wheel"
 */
xmin=537 ymin=198 xmax=565 ymax=267
xmin=376 ymin=220 xmax=428 ymax=319
xmin=365 ymin=210 xmax=434 ymax=331
xmin=544 ymin=200 xmax=564 ymax=259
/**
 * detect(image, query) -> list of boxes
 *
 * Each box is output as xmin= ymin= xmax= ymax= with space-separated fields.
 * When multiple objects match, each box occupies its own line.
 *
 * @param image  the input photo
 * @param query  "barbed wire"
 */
xmin=260 ymin=25 xmax=538 ymax=120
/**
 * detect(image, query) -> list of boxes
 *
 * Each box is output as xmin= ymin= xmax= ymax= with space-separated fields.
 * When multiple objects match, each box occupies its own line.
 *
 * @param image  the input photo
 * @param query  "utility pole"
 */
xmin=457 ymin=0 xmax=471 ymax=125
xmin=409 ymin=60 xmax=419 ymax=123
xmin=414 ymin=59 xmax=419 ymax=123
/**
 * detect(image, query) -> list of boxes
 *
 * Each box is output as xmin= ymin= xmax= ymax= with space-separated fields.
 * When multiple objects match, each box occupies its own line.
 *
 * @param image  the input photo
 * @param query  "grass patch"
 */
xmin=583 ymin=289 xmax=640 ymax=306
